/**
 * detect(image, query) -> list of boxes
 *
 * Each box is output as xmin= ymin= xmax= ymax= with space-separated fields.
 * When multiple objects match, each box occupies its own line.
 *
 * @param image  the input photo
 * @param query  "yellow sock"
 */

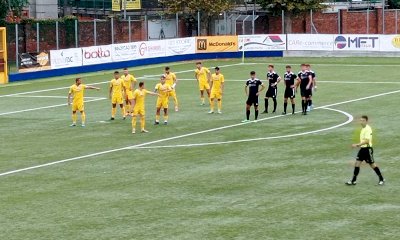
xmin=81 ymin=112 xmax=86 ymax=124
xmin=164 ymin=115 xmax=168 ymax=122
xmin=132 ymin=116 xmax=137 ymax=129
xmin=122 ymin=106 xmax=126 ymax=117
xmin=174 ymin=96 xmax=179 ymax=107
xmin=140 ymin=116 xmax=145 ymax=130
xmin=155 ymin=114 xmax=160 ymax=122
xmin=111 ymin=108 xmax=116 ymax=118
xmin=72 ymin=113 xmax=77 ymax=123
xmin=218 ymin=100 xmax=222 ymax=111
xmin=210 ymin=100 xmax=214 ymax=111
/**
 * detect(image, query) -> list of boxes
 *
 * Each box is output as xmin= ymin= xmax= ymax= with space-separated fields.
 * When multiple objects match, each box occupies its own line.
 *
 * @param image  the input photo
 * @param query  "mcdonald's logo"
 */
xmin=197 ymin=39 xmax=207 ymax=50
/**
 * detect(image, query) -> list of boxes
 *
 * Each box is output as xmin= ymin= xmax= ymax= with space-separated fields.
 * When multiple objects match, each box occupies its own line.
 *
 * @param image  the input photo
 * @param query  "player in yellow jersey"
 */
xmin=154 ymin=75 xmax=172 ymax=125
xmin=164 ymin=66 xmax=179 ymax=112
xmin=194 ymin=62 xmax=211 ymax=105
xmin=67 ymin=78 xmax=100 ymax=127
xmin=131 ymin=82 xmax=159 ymax=134
xmin=109 ymin=71 xmax=126 ymax=120
xmin=209 ymin=67 xmax=225 ymax=114
xmin=121 ymin=68 xmax=137 ymax=115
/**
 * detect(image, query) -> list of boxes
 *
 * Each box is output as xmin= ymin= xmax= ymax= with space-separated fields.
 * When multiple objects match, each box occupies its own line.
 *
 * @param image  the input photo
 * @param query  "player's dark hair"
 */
xmin=286 ymin=65 xmax=291 ymax=68
xmin=250 ymin=71 xmax=256 ymax=75
xmin=165 ymin=66 xmax=170 ymax=70
xmin=75 ymin=78 xmax=81 ymax=82
xmin=123 ymin=68 xmax=128 ymax=70
xmin=268 ymin=64 xmax=274 ymax=68
xmin=196 ymin=62 xmax=202 ymax=65
xmin=361 ymin=115 xmax=368 ymax=121
xmin=139 ymin=82 xmax=144 ymax=87
xmin=114 ymin=71 xmax=119 ymax=74
xmin=215 ymin=67 xmax=220 ymax=70
xmin=305 ymin=64 xmax=311 ymax=67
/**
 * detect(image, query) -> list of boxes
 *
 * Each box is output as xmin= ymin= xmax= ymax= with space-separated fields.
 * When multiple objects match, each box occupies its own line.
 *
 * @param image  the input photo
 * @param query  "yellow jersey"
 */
xmin=165 ymin=72 xmax=176 ymax=86
xmin=195 ymin=67 xmax=210 ymax=83
xmin=110 ymin=78 xmax=124 ymax=97
xmin=69 ymin=84 xmax=86 ymax=103
xmin=121 ymin=74 xmax=137 ymax=92
xmin=155 ymin=83 xmax=172 ymax=99
xmin=360 ymin=124 xmax=373 ymax=147
xmin=132 ymin=89 xmax=151 ymax=108
xmin=211 ymin=73 xmax=224 ymax=92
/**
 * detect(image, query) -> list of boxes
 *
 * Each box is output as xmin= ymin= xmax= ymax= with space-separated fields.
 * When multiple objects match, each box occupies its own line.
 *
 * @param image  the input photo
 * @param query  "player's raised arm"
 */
xmin=85 ymin=85 xmax=100 ymax=91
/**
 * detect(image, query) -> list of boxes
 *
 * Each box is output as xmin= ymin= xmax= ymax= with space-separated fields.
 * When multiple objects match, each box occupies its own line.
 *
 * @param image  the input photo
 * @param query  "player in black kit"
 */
xmin=295 ymin=64 xmax=313 ymax=115
xmin=243 ymin=71 xmax=265 ymax=122
xmin=306 ymin=64 xmax=316 ymax=111
xmin=262 ymin=64 xmax=281 ymax=114
xmin=282 ymin=65 xmax=296 ymax=115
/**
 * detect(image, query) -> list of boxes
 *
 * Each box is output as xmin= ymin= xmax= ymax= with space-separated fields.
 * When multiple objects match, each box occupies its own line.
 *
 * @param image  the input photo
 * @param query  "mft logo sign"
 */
xmin=334 ymin=35 xmax=380 ymax=51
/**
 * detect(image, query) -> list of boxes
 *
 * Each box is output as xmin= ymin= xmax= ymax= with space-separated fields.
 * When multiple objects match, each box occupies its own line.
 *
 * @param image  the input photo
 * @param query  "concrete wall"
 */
xmin=29 ymin=0 xmax=58 ymax=19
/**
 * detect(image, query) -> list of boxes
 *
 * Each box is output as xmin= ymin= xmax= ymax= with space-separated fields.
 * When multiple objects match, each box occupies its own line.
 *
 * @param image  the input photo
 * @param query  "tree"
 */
xmin=388 ymin=0 xmax=400 ymax=9
xmin=159 ymin=0 xmax=234 ymax=35
xmin=256 ymin=0 xmax=327 ymax=33
xmin=0 ymin=0 xmax=29 ymax=25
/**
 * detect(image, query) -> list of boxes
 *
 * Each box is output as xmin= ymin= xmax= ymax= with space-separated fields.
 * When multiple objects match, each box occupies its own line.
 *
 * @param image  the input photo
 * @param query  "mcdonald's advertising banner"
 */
xmin=195 ymin=36 xmax=238 ymax=53
xmin=112 ymin=0 xmax=120 ymax=11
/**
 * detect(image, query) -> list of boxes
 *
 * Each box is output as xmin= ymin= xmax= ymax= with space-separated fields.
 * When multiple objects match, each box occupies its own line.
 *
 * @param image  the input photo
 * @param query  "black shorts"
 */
xmin=356 ymin=147 xmax=374 ymax=164
xmin=265 ymin=87 xmax=277 ymax=98
xmin=284 ymin=88 xmax=295 ymax=99
xmin=300 ymin=88 xmax=312 ymax=98
xmin=246 ymin=96 xmax=259 ymax=106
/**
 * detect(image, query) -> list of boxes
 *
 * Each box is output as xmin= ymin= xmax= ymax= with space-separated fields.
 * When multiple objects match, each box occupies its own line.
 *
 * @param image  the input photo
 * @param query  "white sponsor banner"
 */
xmin=379 ymin=35 xmax=400 ymax=51
xmin=165 ymin=37 xmax=196 ymax=56
xmin=82 ymin=45 xmax=113 ymax=65
xmin=137 ymin=40 xmax=166 ymax=59
xmin=112 ymin=42 xmax=140 ymax=62
xmin=287 ymin=34 xmax=334 ymax=51
xmin=50 ymin=48 xmax=83 ymax=69
xmin=238 ymin=35 xmax=286 ymax=51
xmin=333 ymin=34 xmax=380 ymax=51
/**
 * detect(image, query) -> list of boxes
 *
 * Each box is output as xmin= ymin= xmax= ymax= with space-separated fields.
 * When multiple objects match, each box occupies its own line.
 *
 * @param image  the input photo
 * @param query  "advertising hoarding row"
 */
xmin=48 ymin=34 xmax=400 ymax=70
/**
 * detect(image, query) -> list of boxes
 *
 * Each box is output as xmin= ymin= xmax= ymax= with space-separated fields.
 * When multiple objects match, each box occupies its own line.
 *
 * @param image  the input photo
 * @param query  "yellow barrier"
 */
xmin=0 ymin=27 xmax=8 ymax=84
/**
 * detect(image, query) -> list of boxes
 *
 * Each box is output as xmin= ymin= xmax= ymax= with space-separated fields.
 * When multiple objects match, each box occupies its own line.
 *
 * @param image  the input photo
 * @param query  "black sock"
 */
xmin=255 ymin=109 xmax=259 ymax=120
xmin=302 ymin=100 xmax=306 ymax=112
xmin=284 ymin=102 xmax=287 ymax=112
xmin=352 ymin=167 xmax=360 ymax=182
xmin=373 ymin=167 xmax=384 ymax=181
xmin=265 ymin=99 xmax=268 ymax=112
xmin=246 ymin=110 xmax=250 ymax=120
xmin=292 ymin=104 xmax=295 ymax=113
xmin=308 ymin=99 xmax=312 ymax=107
xmin=273 ymin=98 xmax=277 ymax=112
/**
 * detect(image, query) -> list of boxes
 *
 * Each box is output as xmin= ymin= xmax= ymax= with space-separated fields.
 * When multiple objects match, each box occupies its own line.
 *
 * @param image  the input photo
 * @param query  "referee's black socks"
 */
xmin=373 ymin=167 xmax=384 ymax=181
xmin=273 ymin=98 xmax=277 ymax=112
xmin=265 ymin=99 xmax=268 ymax=112
xmin=255 ymin=109 xmax=259 ymax=120
xmin=284 ymin=102 xmax=287 ymax=113
xmin=292 ymin=104 xmax=295 ymax=114
xmin=246 ymin=110 xmax=250 ymax=120
xmin=352 ymin=167 xmax=360 ymax=182
xmin=308 ymin=99 xmax=312 ymax=107
xmin=302 ymin=100 xmax=307 ymax=112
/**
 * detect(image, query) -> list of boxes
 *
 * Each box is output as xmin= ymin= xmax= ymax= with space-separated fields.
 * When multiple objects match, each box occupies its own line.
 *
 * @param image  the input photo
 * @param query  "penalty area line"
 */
xmin=0 ymin=89 xmax=399 ymax=177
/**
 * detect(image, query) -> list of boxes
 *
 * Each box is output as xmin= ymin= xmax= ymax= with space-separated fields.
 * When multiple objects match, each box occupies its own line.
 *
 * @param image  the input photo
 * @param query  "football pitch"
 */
xmin=1 ymin=57 xmax=400 ymax=239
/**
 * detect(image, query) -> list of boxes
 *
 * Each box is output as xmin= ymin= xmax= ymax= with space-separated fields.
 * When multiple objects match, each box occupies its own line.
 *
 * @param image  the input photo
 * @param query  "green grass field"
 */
xmin=1 ymin=57 xmax=400 ymax=240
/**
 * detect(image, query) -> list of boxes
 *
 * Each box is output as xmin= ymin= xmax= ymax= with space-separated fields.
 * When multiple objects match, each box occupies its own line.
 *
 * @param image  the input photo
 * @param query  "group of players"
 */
xmin=67 ymin=62 xmax=316 ymax=132
xmin=243 ymin=63 xmax=316 ymax=122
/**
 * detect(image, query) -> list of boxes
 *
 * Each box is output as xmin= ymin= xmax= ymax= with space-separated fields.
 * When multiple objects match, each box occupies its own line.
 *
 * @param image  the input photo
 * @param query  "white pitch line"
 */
xmin=3 ymin=95 xmax=103 ymax=99
xmin=0 ymin=63 xmax=245 ymax=98
xmin=0 ymin=98 xmax=106 ymax=116
xmin=132 ymin=107 xmax=353 ymax=150
xmin=0 ymin=89 xmax=399 ymax=177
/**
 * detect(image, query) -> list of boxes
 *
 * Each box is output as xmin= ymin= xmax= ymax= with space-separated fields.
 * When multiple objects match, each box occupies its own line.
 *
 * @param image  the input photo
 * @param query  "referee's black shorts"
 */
xmin=356 ymin=147 xmax=374 ymax=164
